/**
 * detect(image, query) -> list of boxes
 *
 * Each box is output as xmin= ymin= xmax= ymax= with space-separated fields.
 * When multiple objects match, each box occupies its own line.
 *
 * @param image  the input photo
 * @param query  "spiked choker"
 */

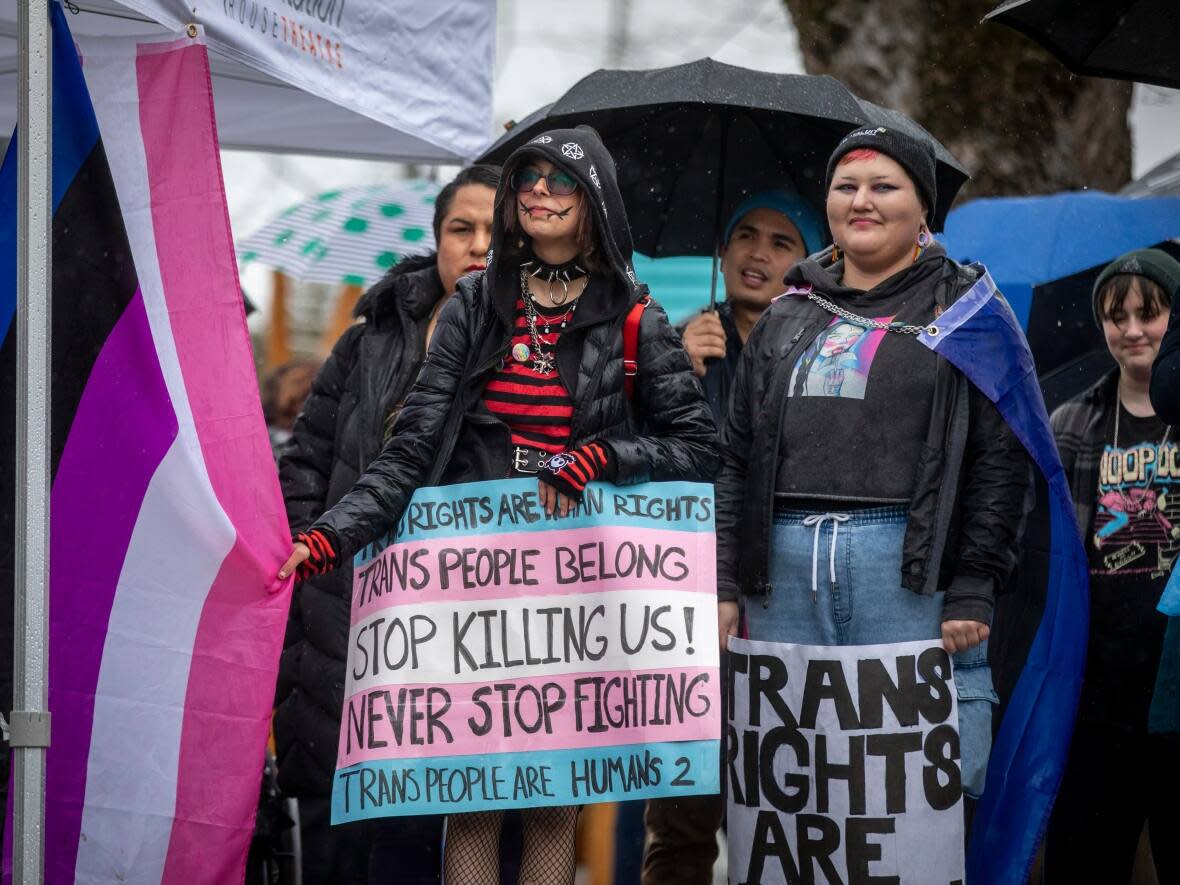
xmin=521 ymin=254 xmax=588 ymax=306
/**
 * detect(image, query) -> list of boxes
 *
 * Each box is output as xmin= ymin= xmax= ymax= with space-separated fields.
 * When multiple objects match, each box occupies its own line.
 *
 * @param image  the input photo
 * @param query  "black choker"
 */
xmin=521 ymin=256 xmax=587 ymax=286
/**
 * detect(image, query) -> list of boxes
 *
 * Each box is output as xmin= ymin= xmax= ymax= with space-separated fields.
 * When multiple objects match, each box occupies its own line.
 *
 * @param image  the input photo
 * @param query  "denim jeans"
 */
xmin=745 ymin=506 xmax=997 ymax=798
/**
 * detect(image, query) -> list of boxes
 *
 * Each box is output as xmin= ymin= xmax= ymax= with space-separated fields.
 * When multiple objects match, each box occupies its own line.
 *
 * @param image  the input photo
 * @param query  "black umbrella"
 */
xmin=480 ymin=58 xmax=867 ymax=304
xmin=985 ymin=0 xmax=1180 ymax=90
xmin=480 ymin=58 xmax=969 ymax=304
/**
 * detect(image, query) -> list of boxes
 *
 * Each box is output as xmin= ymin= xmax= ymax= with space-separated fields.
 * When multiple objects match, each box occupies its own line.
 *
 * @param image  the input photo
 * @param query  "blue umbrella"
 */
xmin=940 ymin=191 xmax=1180 ymax=326
xmin=940 ymin=192 xmax=1180 ymax=410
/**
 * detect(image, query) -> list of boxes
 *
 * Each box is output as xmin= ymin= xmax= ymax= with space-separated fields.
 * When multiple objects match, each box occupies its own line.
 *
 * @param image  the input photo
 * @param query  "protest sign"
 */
xmin=727 ymin=637 xmax=965 ymax=885
xmin=331 ymin=478 xmax=721 ymax=822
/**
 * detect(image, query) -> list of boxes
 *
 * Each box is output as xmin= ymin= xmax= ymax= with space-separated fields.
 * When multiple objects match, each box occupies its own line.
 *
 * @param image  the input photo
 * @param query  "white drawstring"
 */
xmin=801 ymin=513 xmax=852 ymax=602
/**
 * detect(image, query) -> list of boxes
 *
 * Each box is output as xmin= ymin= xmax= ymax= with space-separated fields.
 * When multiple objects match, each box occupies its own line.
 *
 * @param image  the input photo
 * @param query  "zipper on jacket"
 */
xmin=753 ymin=318 xmax=820 ymax=599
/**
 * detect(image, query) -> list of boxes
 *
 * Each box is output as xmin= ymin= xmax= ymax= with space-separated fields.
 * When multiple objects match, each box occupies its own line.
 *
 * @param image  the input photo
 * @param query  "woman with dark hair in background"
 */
xmin=275 ymin=164 xmax=500 ymax=885
xmin=278 ymin=125 xmax=716 ymax=884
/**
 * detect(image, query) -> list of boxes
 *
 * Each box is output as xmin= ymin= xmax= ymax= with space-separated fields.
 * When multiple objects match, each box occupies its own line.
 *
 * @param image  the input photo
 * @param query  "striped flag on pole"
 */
xmin=0 ymin=5 xmax=291 ymax=882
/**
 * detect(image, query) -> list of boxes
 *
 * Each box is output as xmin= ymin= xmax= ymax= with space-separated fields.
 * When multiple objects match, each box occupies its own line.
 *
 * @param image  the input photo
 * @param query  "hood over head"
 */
xmin=488 ymin=125 xmax=643 ymax=309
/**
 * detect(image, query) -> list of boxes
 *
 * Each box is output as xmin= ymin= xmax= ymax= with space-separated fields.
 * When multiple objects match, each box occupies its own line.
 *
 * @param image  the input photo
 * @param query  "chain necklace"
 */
xmin=806 ymin=290 xmax=935 ymax=337
xmin=518 ymin=268 xmax=582 ymax=376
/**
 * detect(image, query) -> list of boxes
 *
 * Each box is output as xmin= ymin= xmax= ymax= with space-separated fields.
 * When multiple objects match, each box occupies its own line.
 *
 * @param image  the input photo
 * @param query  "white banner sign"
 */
xmin=727 ymin=637 xmax=965 ymax=885
xmin=119 ymin=0 xmax=495 ymax=161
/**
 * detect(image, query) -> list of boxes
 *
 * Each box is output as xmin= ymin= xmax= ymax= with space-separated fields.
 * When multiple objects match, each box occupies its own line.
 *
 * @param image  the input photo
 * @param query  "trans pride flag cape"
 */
xmin=918 ymin=272 xmax=1089 ymax=884
xmin=0 ymin=5 xmax=291 ymax=882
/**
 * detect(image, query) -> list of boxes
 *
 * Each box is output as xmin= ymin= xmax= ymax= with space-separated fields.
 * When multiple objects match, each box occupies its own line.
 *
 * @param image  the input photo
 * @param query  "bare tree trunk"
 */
xmin=782 ymin=0 xmax=1132 ymax=199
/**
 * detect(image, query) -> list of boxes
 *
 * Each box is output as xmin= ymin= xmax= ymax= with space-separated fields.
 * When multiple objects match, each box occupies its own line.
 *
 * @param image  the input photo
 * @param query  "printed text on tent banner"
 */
xmin=727 ymin=637 xmax=965 ymax=885
xmin=331 ymin=478 xmax=721 ymax=821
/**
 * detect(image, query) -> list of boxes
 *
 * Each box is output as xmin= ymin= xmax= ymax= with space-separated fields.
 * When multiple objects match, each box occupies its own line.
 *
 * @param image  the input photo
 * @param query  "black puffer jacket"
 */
xmin=274 ymin=253 xmax=443 ymax=797
xmin=313 ymin=126 xmax=718 ymax=559
xmin=716 ymin=247 xmax=1029 ymax=624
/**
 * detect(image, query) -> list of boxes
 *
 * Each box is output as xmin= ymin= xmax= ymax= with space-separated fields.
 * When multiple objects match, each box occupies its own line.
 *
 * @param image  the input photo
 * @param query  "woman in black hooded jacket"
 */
xmin=276 ymin=165 xmax=500 ymax=883
xmin=278 ymin=126 xmax=717 ymax=884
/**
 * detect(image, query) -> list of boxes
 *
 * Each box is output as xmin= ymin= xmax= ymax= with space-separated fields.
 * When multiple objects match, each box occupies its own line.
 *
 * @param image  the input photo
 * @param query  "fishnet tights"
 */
xmin=443 ymin=806 xmax=578 ymax=885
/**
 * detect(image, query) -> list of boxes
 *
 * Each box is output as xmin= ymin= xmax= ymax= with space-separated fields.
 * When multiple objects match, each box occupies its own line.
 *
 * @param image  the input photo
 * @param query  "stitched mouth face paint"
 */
xmin=519 ymin=201 xmax=575 ymax=220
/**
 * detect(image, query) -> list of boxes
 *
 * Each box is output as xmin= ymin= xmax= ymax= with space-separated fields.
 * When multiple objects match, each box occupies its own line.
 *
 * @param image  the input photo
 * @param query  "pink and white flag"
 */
xmin=1 ymin=12 xmax=291 ymax=883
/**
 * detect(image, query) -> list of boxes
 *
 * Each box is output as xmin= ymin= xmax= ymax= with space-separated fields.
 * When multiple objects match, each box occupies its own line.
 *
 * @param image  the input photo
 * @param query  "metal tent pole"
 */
xmin=14 ymin=0 xmax=53 ymax=881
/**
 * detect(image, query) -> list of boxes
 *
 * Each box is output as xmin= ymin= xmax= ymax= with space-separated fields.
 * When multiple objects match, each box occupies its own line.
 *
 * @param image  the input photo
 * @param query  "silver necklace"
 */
xmin=518 ymin=268 xmax=581 ymax=376
xmin=806 ymin=290 xmax=935 ymax=336
xmin=522 ymin=258 xmax=587 ymax=306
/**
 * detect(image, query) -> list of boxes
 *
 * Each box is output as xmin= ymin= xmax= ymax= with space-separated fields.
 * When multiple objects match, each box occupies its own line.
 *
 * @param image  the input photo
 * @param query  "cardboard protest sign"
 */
xmin=331 ymin=478 xmax=720 ymax=822
xmin=727 ymin=638 xmax=965 ymax=885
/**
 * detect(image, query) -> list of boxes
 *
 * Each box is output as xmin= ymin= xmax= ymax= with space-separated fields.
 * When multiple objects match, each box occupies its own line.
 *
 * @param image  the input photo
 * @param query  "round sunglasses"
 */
xmin=510 ymin=166 xmax=579 ymax=196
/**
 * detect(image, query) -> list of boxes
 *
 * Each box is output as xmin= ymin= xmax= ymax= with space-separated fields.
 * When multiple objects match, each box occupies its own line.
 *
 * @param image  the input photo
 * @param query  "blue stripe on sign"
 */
xmin=0 ymin=3 xmax=103 ymax=344
xmin=353 ymin=478 xmax=716 ymax=566
xmin=331 ymin=739 xmax=719 ymax=822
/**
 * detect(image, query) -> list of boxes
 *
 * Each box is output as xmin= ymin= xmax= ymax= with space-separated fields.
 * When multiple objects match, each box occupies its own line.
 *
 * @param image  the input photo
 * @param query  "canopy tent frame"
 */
xmin=13 ymin=0 xmax=51 ymax=879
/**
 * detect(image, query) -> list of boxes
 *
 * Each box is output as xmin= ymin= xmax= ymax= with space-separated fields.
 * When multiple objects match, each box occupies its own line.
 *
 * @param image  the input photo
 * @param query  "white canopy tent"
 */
xmin=1 ymin=0 xmax=495 ymax=162
xmin=7 ymin=2 xmax=495 ymax=880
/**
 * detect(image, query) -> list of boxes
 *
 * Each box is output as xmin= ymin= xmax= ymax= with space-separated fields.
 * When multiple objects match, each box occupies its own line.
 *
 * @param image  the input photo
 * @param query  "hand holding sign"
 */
xmin=718 ymin=601 xmax=739 ymax=652
xmin=940 ymin=619 xmax=989 ymax=654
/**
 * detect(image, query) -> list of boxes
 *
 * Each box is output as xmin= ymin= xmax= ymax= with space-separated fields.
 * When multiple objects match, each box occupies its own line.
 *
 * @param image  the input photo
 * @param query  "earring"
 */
xmin=914 ymin=227 xmax=932 ymax=259
xmin=831 ymin=244 xmax=841 ymax=262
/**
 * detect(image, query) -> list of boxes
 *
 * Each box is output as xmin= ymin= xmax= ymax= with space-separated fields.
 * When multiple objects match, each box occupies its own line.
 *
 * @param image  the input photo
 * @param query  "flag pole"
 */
xmin=14 ymin=0 xmax=53 ymax=880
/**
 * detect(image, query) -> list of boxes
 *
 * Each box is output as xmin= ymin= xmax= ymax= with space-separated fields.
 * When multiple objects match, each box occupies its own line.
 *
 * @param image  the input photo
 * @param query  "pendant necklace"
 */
xmin=521 ymin=256 xmax=587 ymax=306
xmin=517 ymin=267 xmax=583 ymax=375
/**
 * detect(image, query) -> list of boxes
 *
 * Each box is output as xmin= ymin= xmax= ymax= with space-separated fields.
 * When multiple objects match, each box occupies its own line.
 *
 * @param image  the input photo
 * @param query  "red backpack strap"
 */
xmin=622 ymin=294 xmax=651 ymax=399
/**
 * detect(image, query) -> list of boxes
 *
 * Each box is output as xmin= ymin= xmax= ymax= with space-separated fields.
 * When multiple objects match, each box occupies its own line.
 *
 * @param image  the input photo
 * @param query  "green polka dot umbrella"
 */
xmin=236 ymin=181 xmax=440 ymax=287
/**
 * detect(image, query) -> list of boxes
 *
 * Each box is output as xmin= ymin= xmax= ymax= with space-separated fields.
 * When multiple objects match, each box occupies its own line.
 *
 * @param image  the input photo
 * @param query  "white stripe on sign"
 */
xmin=345 ymin=589 xmax=718 ymax=693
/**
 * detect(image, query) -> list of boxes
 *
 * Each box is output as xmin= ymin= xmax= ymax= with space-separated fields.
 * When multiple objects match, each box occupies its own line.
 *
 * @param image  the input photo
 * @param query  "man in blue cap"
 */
xmin=644 ymin=190 xmax=824 ymax=885
xmin=679 ymin=190 xmax=826 ymax=422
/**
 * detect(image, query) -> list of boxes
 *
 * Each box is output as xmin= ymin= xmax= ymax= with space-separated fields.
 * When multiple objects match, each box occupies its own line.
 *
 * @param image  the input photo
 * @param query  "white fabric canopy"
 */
xmin=0 ymin=0 xmax=495 ymax=162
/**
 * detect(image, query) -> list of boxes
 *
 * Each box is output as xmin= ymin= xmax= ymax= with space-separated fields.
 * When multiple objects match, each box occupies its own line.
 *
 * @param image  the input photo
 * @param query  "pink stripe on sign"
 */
xmin=133 ymin=43 xmax=293 ymax=885
xmin=337 ymin=667 xmax=721 ymax=767
xmin=353 ymin=525 xmax=717 ymax=623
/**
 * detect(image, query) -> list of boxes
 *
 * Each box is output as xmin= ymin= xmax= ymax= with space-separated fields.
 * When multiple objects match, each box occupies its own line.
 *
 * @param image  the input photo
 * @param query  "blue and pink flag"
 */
xmin=332 ymin=479 xmax=721 ymax=822
xmin=0 ymin=6 xmax=290 ymax=882
xmin=916 ymin=273 xmax=1089 ymax=884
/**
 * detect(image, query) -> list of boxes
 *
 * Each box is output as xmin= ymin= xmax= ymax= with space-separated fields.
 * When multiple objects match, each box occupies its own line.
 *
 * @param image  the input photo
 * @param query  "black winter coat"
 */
xmin=274 ymin=253 xmax=443 ymax=797
xmin=312 ymin=125 xmax=718 ymax=560
xmin=715 ymin=249 xmax=1029 ymax=625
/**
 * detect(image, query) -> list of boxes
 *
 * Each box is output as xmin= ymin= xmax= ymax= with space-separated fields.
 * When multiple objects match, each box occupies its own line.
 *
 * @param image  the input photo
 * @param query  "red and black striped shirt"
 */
xmin=483 ymin=296 xmax=575 ymax=453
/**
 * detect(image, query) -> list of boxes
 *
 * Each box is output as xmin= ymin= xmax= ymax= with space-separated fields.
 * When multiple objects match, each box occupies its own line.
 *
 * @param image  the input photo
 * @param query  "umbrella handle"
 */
xmin=707 ymin=115 xmax=729 ymax=313
xmin=708 ymin=247 xmax=720 ymax=312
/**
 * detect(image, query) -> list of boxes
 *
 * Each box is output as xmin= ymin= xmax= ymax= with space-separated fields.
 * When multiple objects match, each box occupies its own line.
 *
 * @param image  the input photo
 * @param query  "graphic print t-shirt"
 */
xmin=776 ymin=283 xmax=939 ymax=503
xmin=1082 ymin=404 xmax=1174 ymax=732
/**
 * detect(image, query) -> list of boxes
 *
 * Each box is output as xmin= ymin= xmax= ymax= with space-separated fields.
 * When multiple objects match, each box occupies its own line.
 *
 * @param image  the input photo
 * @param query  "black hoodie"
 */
xmin=776 ymin=248 xmax=945 ymax=503
xmin=313 ymin=126 xmax=718 ymax=559
xmin=715 ymin=245 xmax=1031 ymax=624
xmin=275 ymin=252 xmax=444 ymax=798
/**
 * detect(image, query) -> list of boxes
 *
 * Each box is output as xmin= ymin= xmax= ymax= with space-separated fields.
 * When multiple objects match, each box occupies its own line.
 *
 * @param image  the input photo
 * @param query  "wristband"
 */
xmin=540 ymin=442 xmax=613 ymax=502
xmin=294 ymin=527 xmax=340 ymax=580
